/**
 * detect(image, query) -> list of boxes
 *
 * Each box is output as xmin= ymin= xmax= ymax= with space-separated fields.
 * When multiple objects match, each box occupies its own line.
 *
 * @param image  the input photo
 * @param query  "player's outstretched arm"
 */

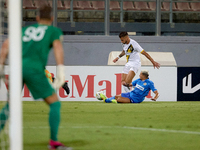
xmin=113 ymin=50 xmax=125 ymax=63
xmin=141 ymin=50 xmax=160 ymax=69
xmin=0 ymin=39 xmax=9 ymax=77
xmin=151 ymin=90 xmax=159 ymax=101
xmin=52 ymin=40 xmax=65 ymax=89
xmin=53 ymin=40 xmax=64 ymax=65
xmin=0 ymin=39 xmax=9 ymax=65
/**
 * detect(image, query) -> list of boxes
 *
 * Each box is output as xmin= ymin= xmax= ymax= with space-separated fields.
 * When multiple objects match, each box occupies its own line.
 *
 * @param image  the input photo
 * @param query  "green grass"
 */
xmin=3 ymin=101 xmax=200 ymax=149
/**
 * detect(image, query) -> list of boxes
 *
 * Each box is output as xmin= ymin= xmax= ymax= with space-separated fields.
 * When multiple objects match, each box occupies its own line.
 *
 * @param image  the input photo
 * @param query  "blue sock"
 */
xmin=105 ymin=96 xmax=115 ymax=103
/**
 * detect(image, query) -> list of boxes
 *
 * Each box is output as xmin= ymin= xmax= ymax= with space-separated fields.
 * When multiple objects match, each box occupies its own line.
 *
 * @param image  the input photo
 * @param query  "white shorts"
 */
xmin=122 ymin=63 xmax=141 ymax=74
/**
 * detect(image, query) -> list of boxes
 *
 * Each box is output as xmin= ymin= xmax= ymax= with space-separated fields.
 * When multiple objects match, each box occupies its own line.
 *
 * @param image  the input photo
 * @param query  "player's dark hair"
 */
xmin=119 ymin=32 xmax=128 ymax=38
xmin=39 ymin=5 xmax=52 ymax=20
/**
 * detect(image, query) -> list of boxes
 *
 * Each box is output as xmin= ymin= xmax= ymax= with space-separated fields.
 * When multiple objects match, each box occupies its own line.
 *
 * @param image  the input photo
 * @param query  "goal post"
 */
xmin=8 ymin=0 xmax=22 ymax=150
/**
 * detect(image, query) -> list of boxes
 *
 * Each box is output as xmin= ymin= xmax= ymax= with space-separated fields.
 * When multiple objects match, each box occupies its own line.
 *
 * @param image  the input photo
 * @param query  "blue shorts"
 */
xmin=121 ymin=92 xmax=135 ymax=103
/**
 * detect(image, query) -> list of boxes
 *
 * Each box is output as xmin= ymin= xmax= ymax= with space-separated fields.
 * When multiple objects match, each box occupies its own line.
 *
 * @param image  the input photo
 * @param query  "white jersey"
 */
xmin=122 ymin=38 xmax=144 ymax=65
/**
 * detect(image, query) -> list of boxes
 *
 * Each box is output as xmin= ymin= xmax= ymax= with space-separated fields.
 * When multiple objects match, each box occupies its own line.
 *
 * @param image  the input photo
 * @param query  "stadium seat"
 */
xmin=92 ymin=1 xmax=104 ymax=10
xmin=134 ymin=2 xmax=151 ymax=11
xmin=162 ymin=1 xmax=178 ymax=11
xmin=190 ymin=2 xmax=200 ymax=11
xmin=148 ymin=2 xmax=156 ymax=11
xmin=176 ymin=2 xmax=191 ymax=11
xmin=92 ymin=1 xmax=120 ymax=10
xmin=123 ymin=1 xmax=135 ymax=10
xmin=63 ymin=1 xmax=80 ymax=10
xmin=78 ymin=1 xmax=94 ymax=10
xmin=110 ymin=1 xmax=120 ymax=10
xmin=23 ymin=0 xmax=36 ymax=9
xmin=4 ymin=0 xmax=8 ymax=8
xmin=48 ymin=0 xmax=65 ymax=10
xmin=34 ymin=0 xmax=49 ymax=8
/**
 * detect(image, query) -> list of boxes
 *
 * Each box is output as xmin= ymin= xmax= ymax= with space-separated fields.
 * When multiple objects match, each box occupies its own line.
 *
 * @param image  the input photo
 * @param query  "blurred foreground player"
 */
xmin=0 ymin=5 xmax=72 ymax=150
xmin=113 ymin=32 xmax=160 ymax=92
xmin=100 ymin=70 xmax=159 ymax=103
xmin=45 ymin=69 xmax=70 ymax=95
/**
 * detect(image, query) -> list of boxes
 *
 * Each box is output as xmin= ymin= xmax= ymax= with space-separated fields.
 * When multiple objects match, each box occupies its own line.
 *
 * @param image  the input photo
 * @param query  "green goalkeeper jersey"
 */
xmin=22 ymin=23 xmax=63 ymax=72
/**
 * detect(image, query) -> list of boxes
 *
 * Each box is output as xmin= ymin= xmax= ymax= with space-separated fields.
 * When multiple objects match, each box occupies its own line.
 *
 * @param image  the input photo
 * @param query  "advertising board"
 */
xmin=0 ymin=66 xmax=177 ymax=102
xmin=177 ymin=67 xmax=200 ymax=101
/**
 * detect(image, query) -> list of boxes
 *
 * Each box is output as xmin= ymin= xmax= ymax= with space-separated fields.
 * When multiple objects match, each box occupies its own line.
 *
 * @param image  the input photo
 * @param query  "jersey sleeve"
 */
xmin=134 ymin=41 xmax=144 ymax=53
xmin=132 ymin=79 xmax=139 ymax=86
xmin=50 ymin=27 xmax=63 ymax=44
xmin=149 ymin=81 xmax=157 ymax=92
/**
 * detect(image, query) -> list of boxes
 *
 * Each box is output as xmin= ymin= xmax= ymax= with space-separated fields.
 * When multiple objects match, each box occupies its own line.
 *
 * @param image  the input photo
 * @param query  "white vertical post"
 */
xmin=9 ymin=0 xmax=22 ymax=150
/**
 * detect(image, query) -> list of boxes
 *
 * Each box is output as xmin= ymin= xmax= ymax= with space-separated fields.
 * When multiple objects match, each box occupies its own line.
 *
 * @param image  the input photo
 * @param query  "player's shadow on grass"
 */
xmin=24 ymin=140 xmax=89 ymax=149
xmin=66 ymin=139 xmax=89 ymax=147
xmin=24 ymin=141 xmax=49 ymax=149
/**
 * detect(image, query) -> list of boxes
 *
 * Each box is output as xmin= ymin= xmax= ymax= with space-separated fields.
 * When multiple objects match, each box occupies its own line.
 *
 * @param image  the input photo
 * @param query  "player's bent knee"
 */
xmin=44 ymin=93 xmax=59 ymax=105
xmin=115 ymin=95 xmax=121 ymax=100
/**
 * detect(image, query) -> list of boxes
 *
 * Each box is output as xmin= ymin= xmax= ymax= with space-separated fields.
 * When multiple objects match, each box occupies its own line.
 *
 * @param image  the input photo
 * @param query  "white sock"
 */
xmin=123 ymin=85 xmax=131 ymax=93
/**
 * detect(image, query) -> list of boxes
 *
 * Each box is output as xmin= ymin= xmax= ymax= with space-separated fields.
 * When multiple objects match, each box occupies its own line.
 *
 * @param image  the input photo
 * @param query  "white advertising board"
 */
xmin=0 ymin=66 xmax=177 ymax=101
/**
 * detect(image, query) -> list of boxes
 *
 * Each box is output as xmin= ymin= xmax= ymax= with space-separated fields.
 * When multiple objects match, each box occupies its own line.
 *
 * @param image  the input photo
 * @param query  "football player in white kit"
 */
xmin=113 ymin=32 xmax=160 ymax=92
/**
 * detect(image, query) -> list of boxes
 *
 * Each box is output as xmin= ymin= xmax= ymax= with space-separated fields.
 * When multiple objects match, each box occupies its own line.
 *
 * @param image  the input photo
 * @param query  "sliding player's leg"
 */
xmin=115 ymin=94 xmax=131 ymax=103
xmin=105 ymin=96 xmax=117 ymax=103
xmin=99 ymin=92 xmax=117 ymax=103
xmin=102 ymin=93 xmax=131 ymax=103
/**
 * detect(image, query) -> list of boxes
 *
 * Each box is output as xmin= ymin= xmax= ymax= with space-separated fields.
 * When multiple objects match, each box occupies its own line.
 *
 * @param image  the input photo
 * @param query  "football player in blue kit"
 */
xmin=100 ymin=70 xmax=159 ymax=103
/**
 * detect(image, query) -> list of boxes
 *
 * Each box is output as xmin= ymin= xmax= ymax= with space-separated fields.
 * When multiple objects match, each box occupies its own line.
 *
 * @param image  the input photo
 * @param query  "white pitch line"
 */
xmin=23 ymin=125 xmax=200 ymax=135
xmin=122 ymin=126 xmax=200 ymax=135
xmin=71 ymin=126 xmax=200 ymax=135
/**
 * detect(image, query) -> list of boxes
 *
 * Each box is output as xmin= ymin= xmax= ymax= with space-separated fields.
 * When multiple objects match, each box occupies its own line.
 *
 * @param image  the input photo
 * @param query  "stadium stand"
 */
xmin=78 ymin=1 xmax=94 ymax=10
xmin=4 ymin=0 xmax=8 ymax=8
xmin=92 ymin=1 xmax=104 ymax=10
xmin=6 ymin=0 xmax=200 ymax=35
xmin=123 ymin=1 xmax=135 ymax=11
xmin=48 ymin=0 xmax=65 ymax=10
xmin=63 ymin=0 xmax=80 ymax=10
xmin=176 ymin=1 xmax=191 ymax=11
xmin=134 ymin=1 xmax=151 ymax=11
xmin=110 ymin=1 xmax=120 ymax=10
xmin=23 ymin=0 xmax=36 ymax=9
xmin=190 ymin=2 xmax=200 ymax=11
xmin=162 ymin=1 xmax=178 ymax=11
xmin=148 ymin=2 xmax=156 ymax=11
xmin=34 ymin=0 xmax=49 ymax=8
xmin=92 ymin=1 xmax=120 ymax=11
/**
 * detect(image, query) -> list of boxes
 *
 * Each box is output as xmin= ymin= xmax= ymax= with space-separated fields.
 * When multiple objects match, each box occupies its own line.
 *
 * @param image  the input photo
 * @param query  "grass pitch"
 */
xmin=4 ymin=101 xmax=200 ymax=149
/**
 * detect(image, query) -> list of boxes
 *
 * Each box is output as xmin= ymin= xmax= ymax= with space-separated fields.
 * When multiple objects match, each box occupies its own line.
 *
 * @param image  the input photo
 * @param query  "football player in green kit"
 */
xmin=0 ymin=5 xmax=72 ymax=150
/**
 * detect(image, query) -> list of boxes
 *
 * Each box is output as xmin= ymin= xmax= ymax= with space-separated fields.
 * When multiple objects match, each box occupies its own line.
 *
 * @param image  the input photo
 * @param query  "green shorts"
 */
xmin=23 ymin=70 xmax=55 ymax=100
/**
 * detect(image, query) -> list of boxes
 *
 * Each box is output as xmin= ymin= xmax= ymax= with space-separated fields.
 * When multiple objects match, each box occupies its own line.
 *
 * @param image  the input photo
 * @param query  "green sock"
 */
xmin=49 ymin=101 xmax=61 ymax=141
xmin=0 ymin=102 xmax=9 ymax=132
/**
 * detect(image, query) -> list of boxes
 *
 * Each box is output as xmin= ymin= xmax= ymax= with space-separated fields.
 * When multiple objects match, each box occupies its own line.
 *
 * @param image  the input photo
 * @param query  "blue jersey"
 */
xmin=130 ymin=78 xmax=157 ymax=103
